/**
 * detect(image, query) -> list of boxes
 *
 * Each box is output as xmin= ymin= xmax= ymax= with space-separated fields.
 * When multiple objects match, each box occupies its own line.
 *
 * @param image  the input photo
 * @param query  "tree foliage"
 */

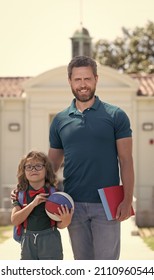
xmin=93 ymin=21 xmax=154 ymax=74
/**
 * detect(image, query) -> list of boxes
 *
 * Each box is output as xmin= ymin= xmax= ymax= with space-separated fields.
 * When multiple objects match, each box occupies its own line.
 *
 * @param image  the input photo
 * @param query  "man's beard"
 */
xmin=71 ymin=87 xmax=96 ymax=103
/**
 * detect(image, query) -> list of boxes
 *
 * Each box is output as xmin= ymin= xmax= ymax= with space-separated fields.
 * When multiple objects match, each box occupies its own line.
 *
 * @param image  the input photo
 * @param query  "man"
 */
xmin=48 ymin=55 xmax=134 ymax=260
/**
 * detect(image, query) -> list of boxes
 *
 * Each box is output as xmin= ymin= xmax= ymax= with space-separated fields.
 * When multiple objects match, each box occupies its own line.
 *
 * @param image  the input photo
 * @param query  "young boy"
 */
xmin=11 ymin=150 xmax=73 ymax=260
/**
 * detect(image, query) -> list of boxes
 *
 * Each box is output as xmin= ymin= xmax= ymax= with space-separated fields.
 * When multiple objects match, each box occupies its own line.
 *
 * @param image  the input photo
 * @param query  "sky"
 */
xmin=0 ymin=0 xmax=154 ymax=77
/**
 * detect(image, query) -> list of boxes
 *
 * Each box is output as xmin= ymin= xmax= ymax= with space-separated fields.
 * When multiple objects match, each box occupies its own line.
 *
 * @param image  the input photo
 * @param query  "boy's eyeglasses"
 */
xmin=24 ymin=164 xmax=45 ymax=171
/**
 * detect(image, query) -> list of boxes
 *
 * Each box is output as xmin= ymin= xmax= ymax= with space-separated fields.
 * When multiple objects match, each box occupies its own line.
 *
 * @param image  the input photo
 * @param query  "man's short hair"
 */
xmin=67 ymin=56 xmax=97 ymax=79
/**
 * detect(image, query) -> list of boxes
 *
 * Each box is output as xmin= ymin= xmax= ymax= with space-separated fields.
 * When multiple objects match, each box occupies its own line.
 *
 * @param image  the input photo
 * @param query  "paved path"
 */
xmin=0 ymin=218 xmax=153 ymax=260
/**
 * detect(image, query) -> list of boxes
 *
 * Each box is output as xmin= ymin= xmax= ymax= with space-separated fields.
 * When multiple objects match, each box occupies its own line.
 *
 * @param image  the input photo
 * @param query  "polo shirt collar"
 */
xmin=69 ymin=96 xmax=100 ymax=115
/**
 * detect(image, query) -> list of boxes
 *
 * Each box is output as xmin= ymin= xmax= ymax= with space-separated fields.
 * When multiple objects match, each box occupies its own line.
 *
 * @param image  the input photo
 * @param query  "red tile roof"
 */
xmin=131 ymin=74 xmax=154 ymax=96
xmin=0 ymin=77 xmax=30 ymax=97
xmin=0 ymin=74 xmax=154 ymax=97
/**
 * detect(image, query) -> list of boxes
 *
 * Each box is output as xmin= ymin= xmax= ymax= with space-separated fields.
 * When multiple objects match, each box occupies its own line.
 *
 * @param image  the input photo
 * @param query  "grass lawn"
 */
xmin=138 ymin=227 xmax=154 ymax=251
xmin=143 ymin=236 xmax=154 ymax=251
xmin=0 ymin=225 xmax=13 ymax=243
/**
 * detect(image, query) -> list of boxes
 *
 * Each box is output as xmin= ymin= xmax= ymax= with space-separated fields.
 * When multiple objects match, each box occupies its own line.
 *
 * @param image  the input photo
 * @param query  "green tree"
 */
xmin=93 ymin=21 xmax=154 ymax=74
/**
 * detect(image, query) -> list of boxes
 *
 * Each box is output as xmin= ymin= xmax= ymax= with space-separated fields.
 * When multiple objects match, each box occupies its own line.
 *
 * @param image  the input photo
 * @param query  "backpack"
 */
xmin=13 ymin=186 xmax=56 ymax=243
xmin=13 ymin=191 xmax=26 ymax=243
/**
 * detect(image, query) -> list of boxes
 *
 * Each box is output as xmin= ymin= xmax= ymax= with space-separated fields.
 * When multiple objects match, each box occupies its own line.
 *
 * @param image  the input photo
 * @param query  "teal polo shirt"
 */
xmin=49 ymin=96 xmax=132 ymax=203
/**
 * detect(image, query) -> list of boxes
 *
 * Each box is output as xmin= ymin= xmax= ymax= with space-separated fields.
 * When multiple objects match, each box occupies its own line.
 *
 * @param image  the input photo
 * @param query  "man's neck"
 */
xmin=75 ymin=97 xmax=95 ymax=112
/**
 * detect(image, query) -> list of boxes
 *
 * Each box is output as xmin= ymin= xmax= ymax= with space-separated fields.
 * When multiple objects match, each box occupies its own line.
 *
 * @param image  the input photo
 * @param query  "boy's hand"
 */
xmin=32 ymin=193 xmax=49 ymax=207
xmin=56 ymin=205 xmax=74 ymax=228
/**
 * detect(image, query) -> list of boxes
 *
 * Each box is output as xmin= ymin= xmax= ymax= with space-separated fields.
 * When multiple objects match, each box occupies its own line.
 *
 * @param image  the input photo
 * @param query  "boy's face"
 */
xmin=24 ymin=159 xmax=46 ymax=186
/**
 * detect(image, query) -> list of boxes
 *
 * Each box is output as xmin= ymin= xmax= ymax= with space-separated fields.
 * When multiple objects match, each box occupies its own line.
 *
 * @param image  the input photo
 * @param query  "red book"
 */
xmin=98 ymin=185 xmax=135 ymax=220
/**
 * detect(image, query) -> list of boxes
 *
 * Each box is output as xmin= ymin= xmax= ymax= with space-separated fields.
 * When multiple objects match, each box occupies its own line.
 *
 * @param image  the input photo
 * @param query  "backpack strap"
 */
xmin=18 ymin=191 xmax=24 ymax=205
xmin=18 ymin=191 xmax=27 ymax=229
xmin=13 ymin=191 xmax=27 ymax=241
xmin=49 ymin=186 xmax=56 ymax=194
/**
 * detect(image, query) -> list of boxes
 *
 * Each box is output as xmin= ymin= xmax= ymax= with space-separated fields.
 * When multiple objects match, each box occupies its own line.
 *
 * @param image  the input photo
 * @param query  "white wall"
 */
xmin=0 ymin=99 xmax=25 ymax=209
xmin=135 ymin=98 xmax=154 ymax=226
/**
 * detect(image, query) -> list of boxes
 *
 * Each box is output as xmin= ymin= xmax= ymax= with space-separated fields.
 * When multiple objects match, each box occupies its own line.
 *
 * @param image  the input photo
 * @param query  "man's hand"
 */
xmin=11 ymin=188 xmax=18 ymax=202
xmin=116 ymin=201 xmax=133 ymax=221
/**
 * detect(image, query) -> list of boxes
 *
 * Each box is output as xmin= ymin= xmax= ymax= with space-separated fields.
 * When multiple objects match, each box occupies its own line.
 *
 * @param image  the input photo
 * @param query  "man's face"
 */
xmin=68 ymin=66 xmax=98 ymax=102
